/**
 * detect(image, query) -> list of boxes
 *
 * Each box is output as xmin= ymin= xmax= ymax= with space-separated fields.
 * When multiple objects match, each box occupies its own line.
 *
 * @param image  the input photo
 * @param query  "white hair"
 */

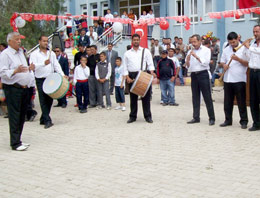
xmin=6 ymin=32 xmax=20 ymax=43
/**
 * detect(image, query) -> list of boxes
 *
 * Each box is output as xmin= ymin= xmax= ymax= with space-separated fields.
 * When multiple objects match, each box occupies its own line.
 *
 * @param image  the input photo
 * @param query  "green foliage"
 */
xmin=0 ymin=0 xmax=65 ymax=49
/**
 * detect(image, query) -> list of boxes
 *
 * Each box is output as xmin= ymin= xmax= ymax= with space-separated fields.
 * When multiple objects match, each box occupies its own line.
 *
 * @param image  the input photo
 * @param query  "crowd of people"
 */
xmin=1 ymin=20 xmax=260 ymax=151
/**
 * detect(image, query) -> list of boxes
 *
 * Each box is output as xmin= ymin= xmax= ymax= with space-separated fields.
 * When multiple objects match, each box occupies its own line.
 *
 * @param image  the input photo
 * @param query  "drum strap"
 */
xmin=141 ymin=48 xmax=147 ymax=72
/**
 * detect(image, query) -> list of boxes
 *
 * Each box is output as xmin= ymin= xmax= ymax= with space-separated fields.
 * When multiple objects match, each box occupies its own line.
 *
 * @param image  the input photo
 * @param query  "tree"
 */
xmin=0 ymin=0 xmax=65 ymax=49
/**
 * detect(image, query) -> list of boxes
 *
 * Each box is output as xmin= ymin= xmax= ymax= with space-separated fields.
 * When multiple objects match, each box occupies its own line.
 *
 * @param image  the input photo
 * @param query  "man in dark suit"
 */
xmin=54 ymin=47 xmax=69 ymax=108
xmin=78 ymin=29 xmax=90 ymax=47
xmin=104 ymin=43 xmax=118 ymax=95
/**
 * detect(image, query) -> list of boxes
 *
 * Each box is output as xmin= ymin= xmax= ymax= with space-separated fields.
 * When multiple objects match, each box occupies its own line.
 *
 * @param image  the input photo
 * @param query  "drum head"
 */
xmin=43 ymin=73 xmax=62 ymax=94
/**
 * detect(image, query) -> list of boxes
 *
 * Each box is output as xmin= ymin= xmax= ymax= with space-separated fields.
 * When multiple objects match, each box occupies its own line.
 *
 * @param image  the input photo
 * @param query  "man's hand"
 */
xmin=244 ymin=40 xmax=250 ymax=49
xmin=223 ymin=64 xmax=229 ymax=71
xmin=64 ymin=75 xmax=69 ymax=80
xmin=231 ymin=54 xmax=239 ymax=62
xmin=126 ymin=76 xmax=134 ymax=83
xmin=14 ymin=65 xmax=28 ymax=75
xmin=120 ymin=85 xmax=124 ymax=89
xmin=170 ymin=76 xmax=175 ymax=82
xmin=45 ymin=59 xmax=50 ymax=65
xmin=29 ymin=63 xmax=35 ymax=71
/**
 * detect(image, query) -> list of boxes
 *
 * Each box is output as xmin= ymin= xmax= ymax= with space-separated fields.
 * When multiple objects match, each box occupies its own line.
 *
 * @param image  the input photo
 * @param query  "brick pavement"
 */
xmin=0 ymin=86 xmax=260 ymax=198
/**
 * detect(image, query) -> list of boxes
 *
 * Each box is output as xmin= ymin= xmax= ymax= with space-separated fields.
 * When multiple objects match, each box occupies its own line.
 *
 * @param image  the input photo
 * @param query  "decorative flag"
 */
xmin=131 ymin=23 xmax=148 ymax=48
xmin=239 ymin=0 xmax=260 ymax=9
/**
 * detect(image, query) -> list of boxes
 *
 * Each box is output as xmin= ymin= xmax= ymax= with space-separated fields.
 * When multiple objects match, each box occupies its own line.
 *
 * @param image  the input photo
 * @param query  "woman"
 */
xmin=73 ymin=30 xmax=80 ymax=48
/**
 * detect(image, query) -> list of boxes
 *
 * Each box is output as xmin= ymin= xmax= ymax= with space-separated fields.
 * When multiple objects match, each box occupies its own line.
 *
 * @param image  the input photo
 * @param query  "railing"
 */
xmin=26 ymin=25 xmax=66 ymax=56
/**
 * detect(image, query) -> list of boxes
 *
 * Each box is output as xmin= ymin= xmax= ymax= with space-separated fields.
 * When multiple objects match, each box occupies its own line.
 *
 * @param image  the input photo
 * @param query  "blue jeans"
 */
xmin=160 ymin=79 xmax=175 ymax=104
xmin=76 ymin=82 xmax=89 ymax=110
xmin=178 ymin=66 xmax=184 ymax=85
xmin=115 ymin=86 xmax=125 ymax=103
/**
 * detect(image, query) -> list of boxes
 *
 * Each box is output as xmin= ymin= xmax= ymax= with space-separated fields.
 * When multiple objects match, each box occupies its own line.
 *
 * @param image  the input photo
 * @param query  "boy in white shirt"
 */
xmin=114 ymin=57 xmax=126 ymax=111
xmin=74 ymin=56 xmax=90 ymax=113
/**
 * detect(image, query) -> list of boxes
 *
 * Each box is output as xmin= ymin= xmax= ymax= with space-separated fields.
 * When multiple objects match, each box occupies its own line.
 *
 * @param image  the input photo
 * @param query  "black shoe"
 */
xmin=44 ymin=122 xmax=54 ymax=129
xmin=88 ymin=105 xmax=96 ymax=108
xmin=219 ymin=122 xmax=232 ymax=127
xmin=248 ymin=126 xmax=260 ymax=131
xmin=209 ymin=120 xmax=215 ymax=126
xmin=110 ymin=92 xmax=114 ymax=95
xmin=162 ymin=103 xmax=168 ymax=106
xmin=29 ymin=113 xmax=37 ymax=122
xmin=40 ymin=121 xmax=45 ymax=125
xmin=54 ymin=104 xmax=61 ymax=107
xmin=169 ymin=103 xmax=179 ymax=106
xmin=80 ymin=109 xmax=87 ymax=113
xmin=127 ymin=118 xmax=136 ymax=124
xmin=145 ymin=118 xmax=153 ymax=123
xmin=4 ymin=115 xmax=8 ymax=118
xmin=241 ymin=124 xmax=247 ymax=129
xmin=61 ymin=104 xmax=67 ymax=108
xmin=187 ymin=119 xmax=200 ymax=124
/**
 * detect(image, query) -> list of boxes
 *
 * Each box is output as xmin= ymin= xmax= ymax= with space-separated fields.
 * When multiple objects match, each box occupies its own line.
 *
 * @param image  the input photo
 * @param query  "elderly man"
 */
xmin=0 ymin=32 xmax=35 ymax=151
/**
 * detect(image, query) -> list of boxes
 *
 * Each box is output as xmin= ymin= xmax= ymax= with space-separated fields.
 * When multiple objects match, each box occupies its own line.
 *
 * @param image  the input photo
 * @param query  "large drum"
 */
xmin=43 ymin=73 xmax=69 ymax=99
xmin=130 ymin=71 xmax=154 ymax=97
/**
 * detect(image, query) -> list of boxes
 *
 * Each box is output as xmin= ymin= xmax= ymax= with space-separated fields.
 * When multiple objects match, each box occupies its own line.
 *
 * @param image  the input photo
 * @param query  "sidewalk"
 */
xmin=0 ymin=86 xmax=259 ymax=198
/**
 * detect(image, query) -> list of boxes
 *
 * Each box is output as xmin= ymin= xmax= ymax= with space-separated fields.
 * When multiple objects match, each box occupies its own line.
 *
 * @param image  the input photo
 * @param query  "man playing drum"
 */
xmin=30 ymin=36 xmax=65 ymax=129
xmin=123 ymin=34 xmax=156 ymax=123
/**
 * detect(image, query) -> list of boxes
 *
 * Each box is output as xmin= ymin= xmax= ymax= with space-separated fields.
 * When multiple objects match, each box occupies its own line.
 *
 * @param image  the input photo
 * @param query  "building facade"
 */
xmin=62 ymin=0 xmax=259 ymax=46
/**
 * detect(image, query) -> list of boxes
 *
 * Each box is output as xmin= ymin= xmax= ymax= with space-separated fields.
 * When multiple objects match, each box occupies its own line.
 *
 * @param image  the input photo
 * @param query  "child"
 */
xmin=95 ymin=52 xmax=112 ymax=110
xmin=114 ymin=57 xmax=126 ymax=111
xmin=73 ymin=56 xmax=89 ymax=113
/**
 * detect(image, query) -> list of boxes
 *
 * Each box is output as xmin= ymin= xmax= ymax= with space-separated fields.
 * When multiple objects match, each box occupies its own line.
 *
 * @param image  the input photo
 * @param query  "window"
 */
xmin=234 ymin=0 xmax=245 ymax=20
xmin=92 ymin=3 xmax=98 ymax=16
xmin=80 ymin=4 xmax=87 ymax=15
xmin=190 ymin=0 xmax=198 ymax=23
xmin=203 ymin=0 xmax=212 ymax=22
xmin=176 ymin=0 xmax=184 ymax=16
xmin=102 ymin=2 xmax=109 ymax=16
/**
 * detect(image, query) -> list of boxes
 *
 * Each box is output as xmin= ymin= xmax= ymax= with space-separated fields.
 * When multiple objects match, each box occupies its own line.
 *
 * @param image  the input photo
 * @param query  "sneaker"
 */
xmin=96 ymin=106 xmax=102 ymax=110
xmin=169 ymin=103 xmax=179 ymax=106
xmin=12 ymin=145 xmax=28 ymax=151
xmin=107 ymin=106 xmax=111 ymax=110
xmin=162 ymin=103 xmax=168 ymax=106
xmin=115 ymin=106 xmax=122 ymax=110
xmin=22 ymin=143 xmax=30 ymax=147
xmin=121 ymin=106 xmax=126 ymax=111
xmin=80 ymin=109 xmax=87 ymax=113
xmin=160 ymin=100 xmax=164 ymax=104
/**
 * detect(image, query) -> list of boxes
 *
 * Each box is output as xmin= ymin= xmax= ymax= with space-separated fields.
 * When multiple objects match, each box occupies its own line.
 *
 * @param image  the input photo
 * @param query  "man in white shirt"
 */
xmin=86 ymin=26 xmax=98 ymax=45
xmin=147 ymin=9 xmax=155 ymax=38
xmin=220 ymin=32 xmax=249 ymax=129
xmin=185 ymin=34 xmax=215 ymax=126
xmin=124 ymin=34 xmax=156 ymax=123
xmin=30 ymin=35 xmax=65 ymax=129
xmin=244 ymin=25 xmax=260 ymax=131
xmin=0 ymin=32 xmax=35 ymax=151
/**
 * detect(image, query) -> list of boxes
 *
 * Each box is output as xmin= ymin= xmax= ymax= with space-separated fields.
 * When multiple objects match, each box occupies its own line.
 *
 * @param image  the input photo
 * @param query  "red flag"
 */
xmin=131 ymin=23 xmax=148 ymax=48
xmin=238 ymin=0 xmax=260 ymax=9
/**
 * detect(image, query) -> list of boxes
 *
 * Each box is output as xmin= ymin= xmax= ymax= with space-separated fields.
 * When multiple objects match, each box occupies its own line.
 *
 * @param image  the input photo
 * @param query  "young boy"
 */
xmin=73 ymin=56 xmax=90 ymax=113
xmin=114 ymin=57 xmax=126 ymax=111
xmin=157 ymin=50 xmax=177 ymax=106
xmin=95 ymin=52 xmax=112 ymax=110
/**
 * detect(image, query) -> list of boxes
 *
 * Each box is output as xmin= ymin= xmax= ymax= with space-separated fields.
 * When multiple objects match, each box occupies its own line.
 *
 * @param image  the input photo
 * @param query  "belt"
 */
xmin=77 ymin=79 xmax=88 ymax=83
xmin=250 ymin=68 xmax=260 ymax=72
xmin=192 ymin=70 xmax=208 ymax=75
xmin=13 ymin=83 xmax=28 ymax=89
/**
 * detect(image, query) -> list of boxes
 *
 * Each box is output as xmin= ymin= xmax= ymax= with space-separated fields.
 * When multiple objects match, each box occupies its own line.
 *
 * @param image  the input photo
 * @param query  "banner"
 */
xmin=239 ymin=0 xmax=260 ymax=9
xmin=131 ymin=23 xmax=148 ymax=48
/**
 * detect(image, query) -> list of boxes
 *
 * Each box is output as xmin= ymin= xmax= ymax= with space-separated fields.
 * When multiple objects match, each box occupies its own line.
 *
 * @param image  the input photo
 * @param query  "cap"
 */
xmin=161 ymin=50 xmax=168 ymax=54
xmin=114 ymin=12 xmax=118 ymax=15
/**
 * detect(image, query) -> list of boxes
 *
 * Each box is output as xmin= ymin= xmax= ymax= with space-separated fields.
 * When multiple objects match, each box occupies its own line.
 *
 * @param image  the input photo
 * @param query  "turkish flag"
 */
xmin=239 ymin=0 xmax=260 ymax=9
xmin=131 ymin=23 xmax=148 ymax=48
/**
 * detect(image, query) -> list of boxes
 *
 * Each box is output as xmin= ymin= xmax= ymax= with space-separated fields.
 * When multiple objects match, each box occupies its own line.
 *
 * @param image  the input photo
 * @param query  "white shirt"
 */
xmin=123 ymin=47 xmax=155 ymax=75
xmin=115 ymin=65 xmax=125 ymax=86
xmin=147 ymin=13 xmax=155 ymax=20
xmin=0 ymin=47 xmax=34 ymax=86
xmin=162 ymin=43 xmax=175 ymax=50
xmin=247 ymin=41 xmax=260 ymax=69
xmin=73 ymin=65 xmax=90 ymax=85
xmin=186 ymin=45 xmax=211 ymax=72
xmin=29 ymin=49 xmax=64 ymax=78
xmin=168 ymin=56 xmax=180 ymax=68
xmin=86 ymin=31 xmax=98 ymax=45
xmin=140 ymin=15 xmax=148 ymax=20
xmin=154 ymin=46 xmax=160 ymax=56
xmin=66 ymin=19 xmax=75 ymax=27
xmin=220 ymin=45 xmax=248 ymax=83
xmin=105 ymin=13 xmax=114 ymax=19
xmin=95 ymin=61 xmax=111 ymax=80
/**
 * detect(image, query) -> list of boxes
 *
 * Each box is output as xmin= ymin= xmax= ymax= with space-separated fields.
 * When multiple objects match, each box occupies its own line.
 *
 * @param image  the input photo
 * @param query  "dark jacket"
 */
xmin=157 ymin=57 xmax=176 ymax=80
xmin=78 ymin=35 xmax=90 ymax=47
xmin=74 ymin=51 xmax=87 ymax=67
xmin=58 ymin=55 xmax=69 ymax=76
xmin=87 ymin=54 xmax=100 ymax=76
xmin=150 ymin=45 xmax=163 ymax=57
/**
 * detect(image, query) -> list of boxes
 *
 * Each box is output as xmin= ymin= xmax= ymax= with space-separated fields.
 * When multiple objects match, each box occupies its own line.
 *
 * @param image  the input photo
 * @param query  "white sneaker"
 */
xmin=115 ymin=106 xmax=121 ymax=110
xmin=96 ymin=106 xmax=102 ymax=110
xmin=13 ymin=145 xmax=28 ymax=151
xmin=22 ymin=143 xmax=30 ymax=147
xmin=107 ymin=106 xmax=111 ymax=110
xmin=160 ymin=100 xmax=163 ymax=104
xmin=121 ymin=106 xmax=126 ymax=111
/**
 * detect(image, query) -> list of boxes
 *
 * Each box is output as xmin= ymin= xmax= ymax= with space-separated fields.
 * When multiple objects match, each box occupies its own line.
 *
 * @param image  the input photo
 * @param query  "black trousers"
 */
xmin=76 ymin=82 xmax=89 ymax=110
xmin=129 ymin=72 xmax=152 ymax=120
xmin=26 ymin=87 xmax=37 ymax=120
xmin=250 ymin=69 xmax=260 ymax=128
xmin=191 ymin=70 xmax=215 ymax=121
xmin=110 ymin=67 xmax=115 ymax=94
xmin=3 ymin=84 xmax=29 ymax=149
xmin=224 ymin=82 xmax=248 ymax=125
xmin=36 ymin=78 xmax=53 ymax=124
xmin=57 ymin=96 xmax=67 ymax=106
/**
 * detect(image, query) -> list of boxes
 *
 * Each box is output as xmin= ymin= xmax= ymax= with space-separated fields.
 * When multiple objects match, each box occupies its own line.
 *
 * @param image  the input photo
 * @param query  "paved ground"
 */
xmin=0 ymin=86 xmax=260 ymax=198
